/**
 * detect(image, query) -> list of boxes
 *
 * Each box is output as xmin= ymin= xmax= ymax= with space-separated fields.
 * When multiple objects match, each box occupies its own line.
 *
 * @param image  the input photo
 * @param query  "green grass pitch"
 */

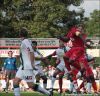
xmin=0 ymin=91 xmax=98 ymax=96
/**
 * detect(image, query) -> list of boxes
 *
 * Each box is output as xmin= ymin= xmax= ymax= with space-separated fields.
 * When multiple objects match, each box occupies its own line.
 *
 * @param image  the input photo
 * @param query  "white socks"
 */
xmin=86 ymin=82 xmax=92 ymax=93
xmin=70 ymin=82 xmax=78 ymax=93
xmin=43 ymin=83 xmax=47 ymax=89
xmin=51 ymin=76 xmax=56 ymax=88
xmin=14 ymin=87 xmax=20 ymax=96
xmin=70 ymin=82 xmax=74 ymax=92
xmin=37 ymin=85 xmax=50 ymax=95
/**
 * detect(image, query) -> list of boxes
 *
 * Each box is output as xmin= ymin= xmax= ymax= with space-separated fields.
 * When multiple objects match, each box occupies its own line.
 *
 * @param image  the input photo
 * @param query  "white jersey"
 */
xmin=56 ymin=48 xmax=64 ymax=61
xmin=34 ymin=49 xmax=42 ymax=65
xmin=56 ymin=46 xmax=70 ymax=61
xmin=20 ymin=39 xmax=34 ymax=69
xmin=56 ymin=46 xmax=70 ymax=72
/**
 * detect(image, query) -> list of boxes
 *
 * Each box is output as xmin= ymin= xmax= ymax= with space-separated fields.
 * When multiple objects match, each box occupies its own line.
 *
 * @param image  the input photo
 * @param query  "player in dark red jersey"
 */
xmin=59 ymin=25 xmax=90 ymax=71
xmin=58 ymin=24 xmax=97 ymax=93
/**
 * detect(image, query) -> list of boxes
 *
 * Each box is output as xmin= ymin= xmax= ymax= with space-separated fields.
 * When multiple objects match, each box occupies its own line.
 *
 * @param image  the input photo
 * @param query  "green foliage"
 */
xmin=93 ymin=57 xmax=100 ymax=68
xmin=84 ymin=10 xmax=100 ymax=36
xmin=0 ymin=0 xmax=84 ymax=38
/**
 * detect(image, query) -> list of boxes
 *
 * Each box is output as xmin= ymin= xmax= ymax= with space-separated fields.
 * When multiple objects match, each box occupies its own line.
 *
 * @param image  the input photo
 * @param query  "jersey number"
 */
xmin=25 ymin=76 xmax=32 ymax=80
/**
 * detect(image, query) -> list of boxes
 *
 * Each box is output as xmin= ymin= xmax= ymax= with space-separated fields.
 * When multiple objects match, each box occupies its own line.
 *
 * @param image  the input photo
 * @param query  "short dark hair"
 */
xmin=32 ymin=41 xmax=37 ymax=46
xmin=8 ymin=51 xmax=13 ymax=54
xmin=19 ymin=27 xmax=28 ymax=37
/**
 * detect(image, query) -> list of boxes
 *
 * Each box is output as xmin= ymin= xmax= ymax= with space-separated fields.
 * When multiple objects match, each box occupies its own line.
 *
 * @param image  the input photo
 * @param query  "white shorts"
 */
xmin=57 ymin=62 xmax=68 ymax=73
xmin=16 ymin=66 xmax=35 ymax=82
xmin=33 ymin=65 xmax=44 ymax=76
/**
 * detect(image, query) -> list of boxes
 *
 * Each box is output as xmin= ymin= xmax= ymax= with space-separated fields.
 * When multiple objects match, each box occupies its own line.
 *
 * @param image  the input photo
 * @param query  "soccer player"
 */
xmin=58 ymin=24 xmax=88 ymax=69
xmin=47 ymin=40 xmax=70 ymax=95
xmin=32 ymin=41 xmax=47 ymax=89
xmin=13 ymin=27 xmax=52 ymax=96
xmin=59 ymin=24 xmax=98 ymax=93
xmin=3 ymin=51 xmax=17 ymax=92
xmin=58 ymin=24 xmax=97 ymax=93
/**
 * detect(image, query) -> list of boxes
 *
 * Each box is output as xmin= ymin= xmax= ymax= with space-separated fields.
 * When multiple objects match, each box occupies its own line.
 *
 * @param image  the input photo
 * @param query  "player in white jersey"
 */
xmin=32 ymin=41 xmax=48 ymax=89
xmin=13 ymin=27 xmax=52 ymax=96
xmin=46 ymin=40 xmax=70 ymax=95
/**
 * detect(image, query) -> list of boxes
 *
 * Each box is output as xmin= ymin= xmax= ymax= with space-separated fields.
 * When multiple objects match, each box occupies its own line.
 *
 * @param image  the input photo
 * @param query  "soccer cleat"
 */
xmin=49 ymin=92 xmax=53 ymax=96
xmin=49 ymin=88 xmax=53 ymax=96
xmin=5 ymin=90 xmax=8 ymax=93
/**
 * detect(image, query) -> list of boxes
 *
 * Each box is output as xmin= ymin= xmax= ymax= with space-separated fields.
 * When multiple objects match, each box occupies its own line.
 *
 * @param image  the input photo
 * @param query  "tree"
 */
xmin=84 ymin=10 xmax=100 ymax=37
xmin=0 ymin=0 xmax=84 ymax=38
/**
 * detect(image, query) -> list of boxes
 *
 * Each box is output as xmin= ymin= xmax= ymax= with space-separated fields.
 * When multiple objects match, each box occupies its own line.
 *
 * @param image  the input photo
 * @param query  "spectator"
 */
xmin=96 ymin=67 xmax=100 ymax=80
xmin=0 ymin=71 xmax=6 ymax=92
xmin=3 ymin=51 xmax=17 ymax=92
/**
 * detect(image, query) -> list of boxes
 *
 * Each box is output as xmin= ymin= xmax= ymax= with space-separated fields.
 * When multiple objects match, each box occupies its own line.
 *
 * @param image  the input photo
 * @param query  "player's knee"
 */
xmin=13 ymin=78 xmax=21 ymax=86
xmin=13 ymin=80 xmax=19 ymax=88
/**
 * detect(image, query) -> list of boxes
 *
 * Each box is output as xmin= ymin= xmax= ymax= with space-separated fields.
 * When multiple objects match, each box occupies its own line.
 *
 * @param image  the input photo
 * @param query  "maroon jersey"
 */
xmin=65 ymin=47 xmax=84 ymax=61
